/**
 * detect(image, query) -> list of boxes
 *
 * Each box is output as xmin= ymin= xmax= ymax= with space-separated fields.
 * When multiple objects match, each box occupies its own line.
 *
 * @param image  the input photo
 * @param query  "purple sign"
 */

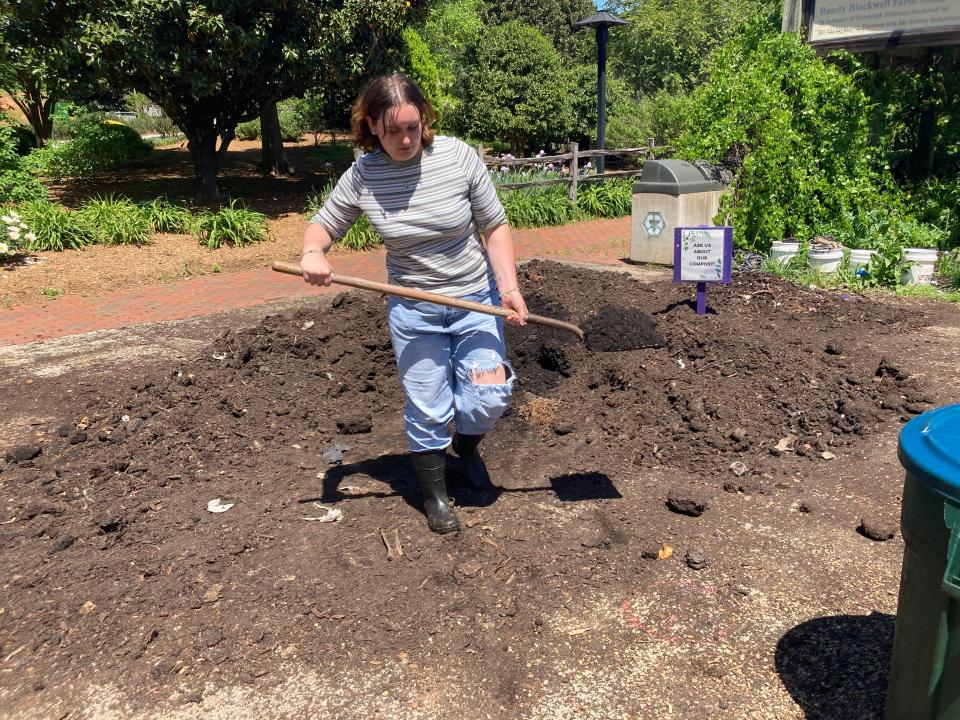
xmin=673 ymin=226 xmax=733 ymax=315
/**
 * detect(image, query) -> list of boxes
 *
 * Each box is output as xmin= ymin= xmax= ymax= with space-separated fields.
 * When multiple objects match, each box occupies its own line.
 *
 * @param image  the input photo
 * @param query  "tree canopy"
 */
xmin=79 ymin=0 xmax=411 ymax=199
xmin=458 ymin=21 xmax=589 ymax=153
xmin=0 ymin=0 xmax=114 ymax=145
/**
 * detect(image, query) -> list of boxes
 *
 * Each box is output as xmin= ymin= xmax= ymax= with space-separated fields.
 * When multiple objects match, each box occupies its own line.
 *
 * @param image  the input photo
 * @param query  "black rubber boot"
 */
xmin=452 ymin=433 xmax=498 ymax=502
xmin=411 ymin=450 xmax=460 ymax=534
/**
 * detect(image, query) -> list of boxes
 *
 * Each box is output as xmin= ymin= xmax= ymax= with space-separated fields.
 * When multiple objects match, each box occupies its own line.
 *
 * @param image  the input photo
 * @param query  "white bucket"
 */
xmin=901 ymin=248 xmax=939 ymax=285
xmin=770 ymin=241 xmax=800 ymax=267
xmin=808 ymin=247 xmax=844 ymax=274
xmin=849 ymin=248 xmax=876 ymax=273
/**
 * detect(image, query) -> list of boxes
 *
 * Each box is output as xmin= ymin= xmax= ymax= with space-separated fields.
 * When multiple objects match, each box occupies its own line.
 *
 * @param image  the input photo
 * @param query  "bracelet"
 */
xmin=300 ymin=248 xmax=325 ymax=260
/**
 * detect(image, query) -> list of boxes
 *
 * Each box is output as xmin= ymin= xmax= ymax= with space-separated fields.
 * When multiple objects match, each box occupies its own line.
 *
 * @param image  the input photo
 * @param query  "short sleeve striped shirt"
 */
xmin=310 ymin=136 xmax=507 ymax=297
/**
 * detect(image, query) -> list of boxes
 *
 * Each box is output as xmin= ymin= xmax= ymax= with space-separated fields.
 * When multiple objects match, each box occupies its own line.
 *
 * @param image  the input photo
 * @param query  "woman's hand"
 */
xmin=500 ymin=288 xmax=528 ymax=326
xmin=300 ymin=251 xmax=333 ymax=287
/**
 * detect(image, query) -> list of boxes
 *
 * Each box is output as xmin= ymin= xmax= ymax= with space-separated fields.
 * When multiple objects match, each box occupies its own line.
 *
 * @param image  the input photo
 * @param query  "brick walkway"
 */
xmin=0 ymin=217 xmax=631 ymax=346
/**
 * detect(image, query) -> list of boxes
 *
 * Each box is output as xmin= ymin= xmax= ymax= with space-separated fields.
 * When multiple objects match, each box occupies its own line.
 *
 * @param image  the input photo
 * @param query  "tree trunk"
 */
xmin=910 ymin=49 xmax=938 ymax=183
xmin=259 ymin=101 xmax=294 ymax=176
xmin=186 ymin=127 xmax=223 ymax=203
xmin=10 ymin=73 xmax=52 ymax=147
xmin=217 ymin=126 xmax=235 ymax=168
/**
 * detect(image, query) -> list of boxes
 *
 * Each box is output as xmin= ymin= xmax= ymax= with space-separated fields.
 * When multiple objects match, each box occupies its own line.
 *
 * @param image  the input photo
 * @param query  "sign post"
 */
xmin=673 ymin=226 xmax=733 ymax=315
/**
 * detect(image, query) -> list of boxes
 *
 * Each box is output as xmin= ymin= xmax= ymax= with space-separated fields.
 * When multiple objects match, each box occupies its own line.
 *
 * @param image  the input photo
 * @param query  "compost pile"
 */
xmin=0 ymin=259 xmax=935 ymax=708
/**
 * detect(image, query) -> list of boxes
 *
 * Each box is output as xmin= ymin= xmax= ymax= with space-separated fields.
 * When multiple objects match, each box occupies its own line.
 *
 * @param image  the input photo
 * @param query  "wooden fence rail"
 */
xmin=479 ymin=139 xmax=670 ymax=202
xmin=353 ymin=139 xmax=671 ymax=203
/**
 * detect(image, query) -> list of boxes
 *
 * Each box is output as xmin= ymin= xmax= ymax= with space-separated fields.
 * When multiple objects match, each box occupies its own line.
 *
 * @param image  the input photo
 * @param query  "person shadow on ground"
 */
xmin=301 ymin=454 xmax=622 ymax=513
xmin=306 ymin=452 xmax=500 ymax=511
xmin=775 ymin=612 xmax=894 ymax=719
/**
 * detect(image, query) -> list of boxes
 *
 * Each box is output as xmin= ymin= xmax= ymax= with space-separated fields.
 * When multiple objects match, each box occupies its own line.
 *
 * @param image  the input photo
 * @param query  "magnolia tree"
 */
xmin=81 ymin=0 xmax=410 ymax=200
xmin=0 ymin=0 xmax=112 ymax=146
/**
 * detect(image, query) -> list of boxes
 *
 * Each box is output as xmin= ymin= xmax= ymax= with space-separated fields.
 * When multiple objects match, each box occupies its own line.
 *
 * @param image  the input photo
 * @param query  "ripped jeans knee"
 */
xmin=455 ymin=360 xmax=514 ymax=435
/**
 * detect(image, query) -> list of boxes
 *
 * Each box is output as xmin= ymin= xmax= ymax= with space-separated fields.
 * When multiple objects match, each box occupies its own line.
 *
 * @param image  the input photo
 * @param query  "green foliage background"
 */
xmin=675 ymin=23 xmax=877 ymax=252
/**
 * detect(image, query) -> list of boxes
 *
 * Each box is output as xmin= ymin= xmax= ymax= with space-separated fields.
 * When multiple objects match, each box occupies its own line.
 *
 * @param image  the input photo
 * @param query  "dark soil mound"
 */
xmin=0 ymin=259 xmax=937 ymax=710
xmin=583 ymin=305 xmax=663 ymax=352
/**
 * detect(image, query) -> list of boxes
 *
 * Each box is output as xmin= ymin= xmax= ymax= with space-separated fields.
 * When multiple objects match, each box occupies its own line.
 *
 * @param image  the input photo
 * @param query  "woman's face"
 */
xmin=368 ymin=103 xmax=422 ymax=162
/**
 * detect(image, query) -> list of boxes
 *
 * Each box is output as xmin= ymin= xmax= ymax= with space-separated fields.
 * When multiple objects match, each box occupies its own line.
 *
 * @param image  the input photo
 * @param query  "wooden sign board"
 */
xmin=784 ymin=0 xmax=960 ymax=52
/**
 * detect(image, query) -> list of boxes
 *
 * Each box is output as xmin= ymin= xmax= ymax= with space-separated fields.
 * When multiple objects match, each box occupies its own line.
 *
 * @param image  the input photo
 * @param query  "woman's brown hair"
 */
xmin=351 ymin=73 xmax=436 ymax=151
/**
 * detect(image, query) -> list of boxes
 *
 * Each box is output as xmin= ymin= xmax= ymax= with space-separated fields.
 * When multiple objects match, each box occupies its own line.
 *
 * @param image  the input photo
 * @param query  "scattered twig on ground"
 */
xmin=380 ymin=529 xmax=403 ymax=560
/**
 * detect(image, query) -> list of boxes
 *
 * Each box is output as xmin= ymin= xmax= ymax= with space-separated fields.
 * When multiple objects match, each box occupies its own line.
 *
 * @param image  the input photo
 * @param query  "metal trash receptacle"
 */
xmin=887 ymin=403 xmax=960 ymax=718
xmin=630 ymin=160 xmax=727 ymax=265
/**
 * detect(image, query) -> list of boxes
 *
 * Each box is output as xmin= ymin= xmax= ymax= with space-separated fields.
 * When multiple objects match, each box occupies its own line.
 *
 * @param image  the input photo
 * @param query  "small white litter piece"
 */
xmin=677 ymin=359 xmax=686 ymax=369
xmin=212 ymin=352 xmax=227 ymax=361
xmin=302 ymin=504 xmax=342 ymax=523
xmin=729 ymin=461 xmax=748 ymax=477
xmin=207 ymin=498 xmax=234 ymax=513
xmin=302 ymin=321 xmax=315 ymax=330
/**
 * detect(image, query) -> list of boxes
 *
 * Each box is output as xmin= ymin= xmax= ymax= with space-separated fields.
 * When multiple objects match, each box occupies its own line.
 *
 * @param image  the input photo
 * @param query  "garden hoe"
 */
xmin=271 ymin=260 xmax=585 ymax=338
xmin=271 ymin=261 xmax=663 ymax=352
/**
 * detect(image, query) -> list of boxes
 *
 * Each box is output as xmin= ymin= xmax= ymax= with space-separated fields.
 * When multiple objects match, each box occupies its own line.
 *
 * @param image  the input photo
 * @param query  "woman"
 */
xmin=300 ymin=73 xmax=528 ymax=534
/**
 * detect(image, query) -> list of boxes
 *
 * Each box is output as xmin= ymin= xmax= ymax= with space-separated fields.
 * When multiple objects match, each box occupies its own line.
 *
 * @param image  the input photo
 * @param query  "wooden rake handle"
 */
xmin=271 ymin=260 xmax=585 ymax=340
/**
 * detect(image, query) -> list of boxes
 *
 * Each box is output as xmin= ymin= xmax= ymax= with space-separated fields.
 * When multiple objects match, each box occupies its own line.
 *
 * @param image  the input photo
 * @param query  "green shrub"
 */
xmin=576 ymin=180 xmax=632 ymax=219
xmin=606 ymin=87 xmax=693 ymax=150
xmin=277 ymin=99 xmax=307 ymax=142
xmin=235 ymin=119 xmax=261 ymax=141
xmin=77 ymin=194 xmax=153 ymax=245
xmin=18 ymin=200 xmax=96 ymax=251
xmin=142 ymin=198 xmax=194 ymax=234
xmin=126 ymin=113 xmax=179 ymax=138
xmin=913 ymin=179 xmax=960 ymax=248
xmin=816 ymin=207 xmax=890 ymax=250
xmin=7 ymin=124 xmax=37 ymax=155
xmin=0 ymin=126 xmax=48 ymax=203
xmin=861 ymin=236 xmax=909 ymax=289
xmin=938 ymin=248 xmax=960 ymax=291
xmin=237 ymin=103 xmax=307 ymax=143
xmin=676 ymin=23 xmax=877 ymax=252
xmin=193 ymin=201 xmax=269 ymax=248
xmin=403 ymin=27 xmax=445 ymax=128
xmin=895 ymin=219 xmax=947 ymax=249
xmin=24 ymin=115 xmax=152 ymax=179
xmin=335 ymin=214 xmax=380 ymax=251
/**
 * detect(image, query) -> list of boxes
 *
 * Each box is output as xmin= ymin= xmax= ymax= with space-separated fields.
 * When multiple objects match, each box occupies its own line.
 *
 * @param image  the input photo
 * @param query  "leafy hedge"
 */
xmin=0 ymin=126 xmax=48 ymax=203
xmin=676 ymin=24 xmax=877 ymax=253
xmin=23 ymin=116 xmax=152 ymax=180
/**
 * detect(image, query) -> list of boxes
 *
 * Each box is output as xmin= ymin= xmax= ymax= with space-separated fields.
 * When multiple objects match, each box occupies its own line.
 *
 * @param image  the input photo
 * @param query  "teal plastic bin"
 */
xmin=887 ymin=404 xmax=960 ymax=719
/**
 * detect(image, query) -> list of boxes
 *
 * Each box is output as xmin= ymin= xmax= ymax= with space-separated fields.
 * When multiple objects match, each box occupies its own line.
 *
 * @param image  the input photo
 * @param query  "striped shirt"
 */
xmin=311 ymin=136 xmax=507 ymax=297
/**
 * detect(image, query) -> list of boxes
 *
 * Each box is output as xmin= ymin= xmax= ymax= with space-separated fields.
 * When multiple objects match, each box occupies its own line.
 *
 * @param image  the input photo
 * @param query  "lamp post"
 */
xmin=573 ymin=8 xmax=628 ymax=175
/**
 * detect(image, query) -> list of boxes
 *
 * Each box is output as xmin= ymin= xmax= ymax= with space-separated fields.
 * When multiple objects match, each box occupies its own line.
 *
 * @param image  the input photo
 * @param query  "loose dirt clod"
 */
xmin=5 ymin=444 xmax=41 ymax=463
xmin=685 ymin=550 xmax=708 ymax=570
xmin=666 ymin=495 xmax=708 ymax=517
xmin=858 ymin=517 xmax=896 ymax=541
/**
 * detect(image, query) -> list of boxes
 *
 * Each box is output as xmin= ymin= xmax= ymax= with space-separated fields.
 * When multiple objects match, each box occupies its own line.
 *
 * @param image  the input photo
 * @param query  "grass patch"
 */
xmin=77 ymin=194 xmax=152 ymax=246
xmin=18 ymin=200 xmax=96 ymax=251
xmin=193 ymin=201 xmax=269 ymax=248
xmin=142 ymin=198 xmax=194 ymax=234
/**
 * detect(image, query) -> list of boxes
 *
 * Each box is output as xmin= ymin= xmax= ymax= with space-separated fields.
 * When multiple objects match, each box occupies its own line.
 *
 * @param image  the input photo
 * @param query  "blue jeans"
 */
xmin=388 ymin=287 xmax=515 ymax=453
